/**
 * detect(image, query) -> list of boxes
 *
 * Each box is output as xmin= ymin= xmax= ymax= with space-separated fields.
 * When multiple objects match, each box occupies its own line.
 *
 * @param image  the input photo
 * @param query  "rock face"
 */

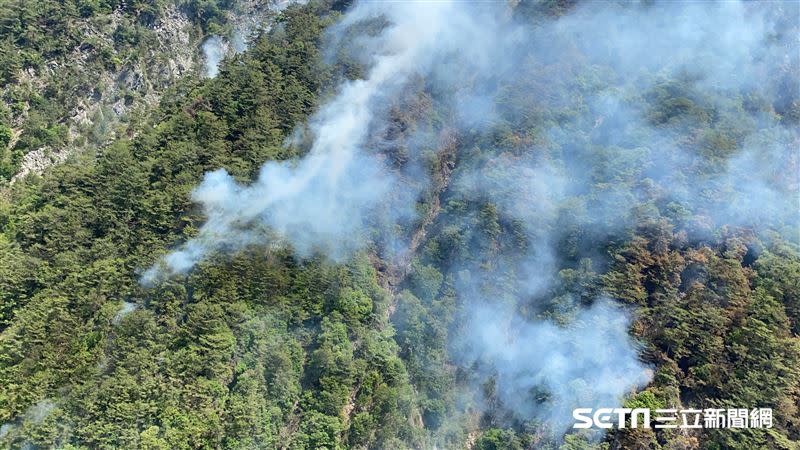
xmin=5 ymin=4 xmax=199 ymax=183
xmin=6 ymin=1 xmax=286 ymax=183
xmin=202 ymin=0 xmax=291 ymax=78
xmin=5 ymin=1 xmax=295 ymax=183
xmin=154 ymin=5 xmax=195 ymax=80
xmin=12 ymin=147 xmax=71 ymax=182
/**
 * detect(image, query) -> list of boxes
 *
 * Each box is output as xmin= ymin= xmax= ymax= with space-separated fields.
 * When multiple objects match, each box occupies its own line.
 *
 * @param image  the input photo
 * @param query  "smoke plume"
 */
xmin=202 ymin=35 xmax=228 ymax=78
xmin=201 ymin=1 xmax=303 ymax=78
xmin=148 ymin=0 xmax=798 ymax=439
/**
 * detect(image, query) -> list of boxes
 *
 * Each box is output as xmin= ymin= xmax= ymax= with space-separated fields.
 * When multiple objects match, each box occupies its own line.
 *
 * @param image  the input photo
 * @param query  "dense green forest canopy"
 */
xmin=0 ymin=0 xmax=243 ymax=179
xmin=0 ymin=1 xmax=798 ymax=449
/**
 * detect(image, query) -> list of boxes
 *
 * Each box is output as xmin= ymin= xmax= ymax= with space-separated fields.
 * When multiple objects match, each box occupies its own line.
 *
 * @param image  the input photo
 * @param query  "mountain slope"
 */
xmin=0 ymin=1 xmax=798 ymax=449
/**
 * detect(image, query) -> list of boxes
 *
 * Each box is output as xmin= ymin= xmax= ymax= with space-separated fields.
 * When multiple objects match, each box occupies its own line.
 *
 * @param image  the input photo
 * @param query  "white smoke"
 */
xmin=147 ymin=0 xmax=797 ymax=438
xmin=113 ymin=301 xmax=137 ymax=324
xmin=0 ymin=399 xmax=57 ymax=445
xmin=202 ymin=1 xmax=304 ymax=78
xmin=202 ymin=35 xmax=228 ymax=78
xmin=457 ymin=299 xmax=651 ymax=431
xmin=145 ymin=2 xmax=518 ymax=283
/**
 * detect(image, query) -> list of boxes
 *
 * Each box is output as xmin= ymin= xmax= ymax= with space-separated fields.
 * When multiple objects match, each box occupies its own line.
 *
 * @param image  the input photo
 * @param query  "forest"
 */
xmin=0 ymin=0 xmax=798 ymax=449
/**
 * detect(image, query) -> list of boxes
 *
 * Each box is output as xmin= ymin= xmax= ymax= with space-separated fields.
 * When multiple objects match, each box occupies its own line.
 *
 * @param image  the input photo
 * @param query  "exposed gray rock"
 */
xmin=5 ymin=1 xmax=293 ymax=183
xmin=12 ymin=147 xmax=72 ymax=182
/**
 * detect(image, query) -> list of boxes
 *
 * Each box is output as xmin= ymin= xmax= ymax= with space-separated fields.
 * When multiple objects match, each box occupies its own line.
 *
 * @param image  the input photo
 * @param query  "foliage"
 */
xmin=0 ymin=1 xmax=797 ymax=450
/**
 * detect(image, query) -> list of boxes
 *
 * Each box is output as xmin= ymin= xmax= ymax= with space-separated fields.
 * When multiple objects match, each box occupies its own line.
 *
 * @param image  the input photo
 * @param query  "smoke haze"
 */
xmin=149 ymin=0 xmax=798 ymax=438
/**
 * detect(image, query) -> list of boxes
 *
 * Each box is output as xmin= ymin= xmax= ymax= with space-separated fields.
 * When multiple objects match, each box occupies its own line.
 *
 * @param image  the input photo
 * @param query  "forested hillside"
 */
xmin=0 ymin=0 xmax=279 ymax=181
xmin=0 ymin=1 xmax=798 ymax=449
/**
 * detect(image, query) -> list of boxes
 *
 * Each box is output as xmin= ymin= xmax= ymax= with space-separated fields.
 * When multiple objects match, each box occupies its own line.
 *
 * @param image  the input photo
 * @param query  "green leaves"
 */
xmin=605 ymin=231 xmax=800 ymax=449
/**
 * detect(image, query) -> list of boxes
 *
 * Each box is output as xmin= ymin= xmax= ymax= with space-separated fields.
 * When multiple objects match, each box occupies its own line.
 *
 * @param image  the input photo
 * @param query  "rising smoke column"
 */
xmin=202 ymin=35 xmax=227 ymax=78
xmin=146 ymin=0 xmax=798 ymax=439
xmin=144 ymin=2 xmax=517 ymax=283
xmin=202 ymin=1 xmax=301 ymax=78
xmin=147 ymin=0 xmax=654 ymax=436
